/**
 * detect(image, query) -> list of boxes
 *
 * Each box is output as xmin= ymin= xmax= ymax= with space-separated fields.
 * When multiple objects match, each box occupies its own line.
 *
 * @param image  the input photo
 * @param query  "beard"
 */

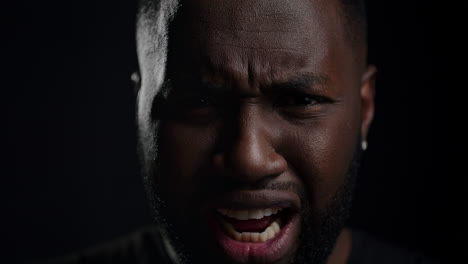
xmin=138 ymin=134 xmax=362 ymax=264
xmin=292 ymin=146 xmax=360 ymax=264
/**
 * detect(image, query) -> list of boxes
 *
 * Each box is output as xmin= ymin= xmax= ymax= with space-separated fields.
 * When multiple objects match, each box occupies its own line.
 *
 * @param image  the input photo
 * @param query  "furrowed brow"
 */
xmin=271 ymin=73 xmax=330 ymax=92
xmin=164 ymin=77 xmax=228 ymax=96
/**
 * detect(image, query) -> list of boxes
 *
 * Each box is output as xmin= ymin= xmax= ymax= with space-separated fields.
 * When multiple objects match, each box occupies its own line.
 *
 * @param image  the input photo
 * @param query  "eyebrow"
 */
xmin=270 ymin=73 xmax=330 ymax=92
xmin=165 ymin=72 xmax=330 ymax=96
xmin=198 ymin=81 xmax=228 ymax=94
xmin=164 ymin=77 xmax=228 ymax=95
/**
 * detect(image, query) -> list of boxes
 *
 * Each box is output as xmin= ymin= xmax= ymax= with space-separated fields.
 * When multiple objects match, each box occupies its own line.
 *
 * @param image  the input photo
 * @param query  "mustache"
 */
xmin=193 ymin=173 xmax=307 ymax=206
xmin=257 ymin=181 xmax=306 ymax=200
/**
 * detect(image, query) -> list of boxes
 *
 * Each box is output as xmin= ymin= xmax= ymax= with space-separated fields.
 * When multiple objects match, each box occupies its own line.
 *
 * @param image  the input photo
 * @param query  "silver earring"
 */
xmin=361 ymin=140 xmax=368 ymax=151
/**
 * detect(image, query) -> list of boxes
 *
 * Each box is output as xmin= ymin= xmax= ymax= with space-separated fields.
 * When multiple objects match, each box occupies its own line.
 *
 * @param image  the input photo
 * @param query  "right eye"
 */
xmin=180 ymin=94 xmax=214 ymax=109
xmin=167 ymin=93 xmax=221 ymax=123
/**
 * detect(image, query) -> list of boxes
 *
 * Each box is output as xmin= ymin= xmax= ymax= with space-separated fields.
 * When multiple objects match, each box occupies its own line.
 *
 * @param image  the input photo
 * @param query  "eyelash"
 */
xmin=170 ymin=93 xmax=334 ymax=122
xmin=183 ymin=95 xmax=213 ymax=107
xmin=175 ymin=94 xmax=217 ymax=109
xmin=180 ymin=94 xmax=330 ymax=106
xmin=275 ymin=94 xmax=331 ymax=107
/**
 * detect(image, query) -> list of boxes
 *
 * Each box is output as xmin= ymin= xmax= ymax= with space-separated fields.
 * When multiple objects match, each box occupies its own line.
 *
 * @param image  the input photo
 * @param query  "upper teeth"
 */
xmin=217 ymin=208 xmax=282 ymax=220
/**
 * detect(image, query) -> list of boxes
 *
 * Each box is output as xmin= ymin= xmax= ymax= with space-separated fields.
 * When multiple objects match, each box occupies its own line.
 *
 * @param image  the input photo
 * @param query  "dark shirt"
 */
xmin=45 ymin=226 xmax=437 ymax=264
xmin=347 ymin=229 xmax=437 ymax=264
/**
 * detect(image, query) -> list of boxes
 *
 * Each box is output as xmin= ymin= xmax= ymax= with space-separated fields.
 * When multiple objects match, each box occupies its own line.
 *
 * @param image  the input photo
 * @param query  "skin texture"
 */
xmin=136 ymin=0 xmax=376 ymax=263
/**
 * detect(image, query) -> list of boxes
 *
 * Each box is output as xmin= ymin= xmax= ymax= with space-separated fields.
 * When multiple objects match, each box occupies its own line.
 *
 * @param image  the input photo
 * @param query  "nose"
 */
xmin=213 ymin=108 xmax=288 ymax=186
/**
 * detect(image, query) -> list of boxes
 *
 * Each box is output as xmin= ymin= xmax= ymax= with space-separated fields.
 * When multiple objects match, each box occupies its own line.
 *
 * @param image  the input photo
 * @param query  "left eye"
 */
xmin=278 ymin=94 xmax=323 ymax=107
xmin=290 ymin=95 xmax=317 ymax=106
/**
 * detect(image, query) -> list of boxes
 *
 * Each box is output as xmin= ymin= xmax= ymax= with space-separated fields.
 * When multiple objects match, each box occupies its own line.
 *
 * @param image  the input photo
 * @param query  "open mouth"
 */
xmin=216 ymin=207 xmax=289 ymax=243
xmin=207 ymin=195 xmax=301 ymax=263
xmin=203 ymin=190 xmax=302 ymax=262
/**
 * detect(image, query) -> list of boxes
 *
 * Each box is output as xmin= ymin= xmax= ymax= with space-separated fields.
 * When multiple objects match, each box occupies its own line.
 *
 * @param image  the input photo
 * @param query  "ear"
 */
xmin=132 ymin=71 xmax=143 ymax=121
xmin=131 ymin=71 xmax=141 ymax=96
xmin=360 ymin=65 xmax=377 ymax=140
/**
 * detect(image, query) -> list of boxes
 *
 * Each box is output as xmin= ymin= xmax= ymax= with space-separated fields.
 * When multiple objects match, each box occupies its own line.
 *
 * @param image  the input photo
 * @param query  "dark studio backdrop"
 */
xmin=2 ymin=0 xmax=458 ymax=263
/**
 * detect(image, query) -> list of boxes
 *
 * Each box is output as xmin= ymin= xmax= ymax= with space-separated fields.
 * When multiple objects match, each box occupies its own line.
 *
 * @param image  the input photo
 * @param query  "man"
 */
xmin=49 ymin=0 xmax=435 ymax=263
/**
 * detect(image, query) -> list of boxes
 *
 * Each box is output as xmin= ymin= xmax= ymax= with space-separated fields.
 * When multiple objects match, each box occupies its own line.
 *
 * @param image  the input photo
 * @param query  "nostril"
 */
xmin=212 ymin=152 xmax=226 ymax=171
xmin=211 ymin=149 xmax=287 ymax=186
xmin=268 ymin=151 xmax=288 ymax=171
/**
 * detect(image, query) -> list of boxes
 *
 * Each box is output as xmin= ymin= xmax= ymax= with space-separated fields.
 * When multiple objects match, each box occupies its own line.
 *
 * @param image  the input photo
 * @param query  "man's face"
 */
xmin=137 ymin=0 xmax=374 ymax=263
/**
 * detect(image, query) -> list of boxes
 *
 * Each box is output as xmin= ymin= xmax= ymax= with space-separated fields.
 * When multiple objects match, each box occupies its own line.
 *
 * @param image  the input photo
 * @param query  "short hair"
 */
xmin=137 ymin=0 xmax=367 ymax=45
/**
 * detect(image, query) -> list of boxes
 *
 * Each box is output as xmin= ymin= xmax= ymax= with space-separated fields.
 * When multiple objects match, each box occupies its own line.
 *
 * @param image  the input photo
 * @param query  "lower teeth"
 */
xmin=222 ymin=220 xmax=282 ymax=243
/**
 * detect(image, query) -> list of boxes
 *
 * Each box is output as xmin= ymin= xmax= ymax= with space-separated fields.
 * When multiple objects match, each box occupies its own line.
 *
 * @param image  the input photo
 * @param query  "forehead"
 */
xmin=161 ymin=0 xmax=355 ymax=90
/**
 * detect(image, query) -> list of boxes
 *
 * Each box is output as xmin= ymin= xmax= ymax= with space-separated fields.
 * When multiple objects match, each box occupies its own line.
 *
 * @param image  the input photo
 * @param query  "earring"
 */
xmin=361 ymin=140 xmax=368 ymax=151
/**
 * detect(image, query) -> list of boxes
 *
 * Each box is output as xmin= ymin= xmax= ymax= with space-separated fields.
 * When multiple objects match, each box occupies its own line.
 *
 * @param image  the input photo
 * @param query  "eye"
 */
xmin=180 ymin=94 xmax=214 ymax=108
xmin=274 ymin=93 xmax=335 ymax=120
xmin=277 ymin=94 xmax=328 ymax=107
xmin=285 ymin=95 xmax=317 ymax=106
xmin=169 ymin=93 xmax=221 ymax=123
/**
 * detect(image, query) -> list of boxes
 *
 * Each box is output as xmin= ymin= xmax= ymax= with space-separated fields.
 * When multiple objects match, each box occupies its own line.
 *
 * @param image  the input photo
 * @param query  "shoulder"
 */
xmin=42 ymin=226 xmax=170 ymax=264
xmin=348 ymin=229 xmax=439 ymax=264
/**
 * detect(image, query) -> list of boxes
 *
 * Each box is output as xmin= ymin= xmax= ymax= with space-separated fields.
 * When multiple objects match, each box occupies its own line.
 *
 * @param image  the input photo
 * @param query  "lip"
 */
xmin=203 ymin=190 xmax=302 ymax=263
xmin=207 ymin=190 xmax=301 ymax=212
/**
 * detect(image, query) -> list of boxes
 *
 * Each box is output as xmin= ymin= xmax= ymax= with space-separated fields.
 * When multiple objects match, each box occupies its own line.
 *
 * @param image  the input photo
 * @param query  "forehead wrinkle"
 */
xmin=199 ymin=38 xmax=322 ymax=93
xmin=208 ymin=50 xmax=266 ymax=94
xmin=196 ymin=31 xmax=310 ymax=59
xmin=189 ymin=1 xmax=335 ymax=64
xmin=200 ymin=49 xmax=319 ymax=96
xmin=196 ymin=18 xmax=317 ymax=70
xmin=169 ymin=0 xmax=347 ymax=94
xmin=209 ymin=43 xmax=308 ymax=57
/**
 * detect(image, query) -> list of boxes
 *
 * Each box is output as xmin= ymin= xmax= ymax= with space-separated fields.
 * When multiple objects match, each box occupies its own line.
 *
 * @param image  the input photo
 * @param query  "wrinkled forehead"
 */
xmin=186 ymin=0 xmax=328 ymax=35
xmin=166 ymin=0 xmax=347 ymax=86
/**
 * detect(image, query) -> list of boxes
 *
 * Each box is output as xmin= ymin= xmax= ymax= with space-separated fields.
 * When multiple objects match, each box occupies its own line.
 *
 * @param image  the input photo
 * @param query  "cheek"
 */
xmin=158 ymin=121 xmax=217 ymax=201
xmin=283 ymin=110 xmax=360 ymax=212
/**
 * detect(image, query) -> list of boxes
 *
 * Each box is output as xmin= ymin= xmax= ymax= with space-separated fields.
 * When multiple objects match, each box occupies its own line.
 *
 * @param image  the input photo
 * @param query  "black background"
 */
xmin=2 ymin=0 xmax=458 ymax=263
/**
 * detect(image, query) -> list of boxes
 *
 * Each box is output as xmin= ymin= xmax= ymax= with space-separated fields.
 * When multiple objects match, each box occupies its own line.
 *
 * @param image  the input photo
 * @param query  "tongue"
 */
xmin=225 ymin=215 xmax=276 ymax=232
